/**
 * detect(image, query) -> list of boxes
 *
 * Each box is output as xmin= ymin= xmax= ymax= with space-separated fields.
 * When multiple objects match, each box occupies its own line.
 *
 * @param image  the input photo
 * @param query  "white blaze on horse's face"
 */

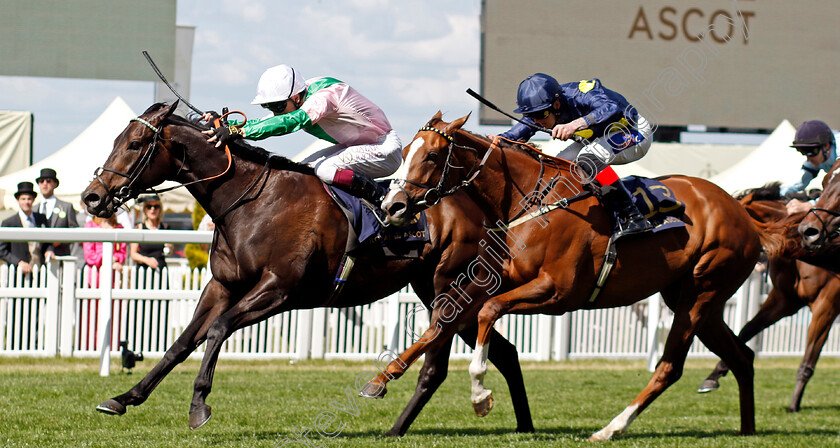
xmin=386 ymin=136 xmax=425 ymax=203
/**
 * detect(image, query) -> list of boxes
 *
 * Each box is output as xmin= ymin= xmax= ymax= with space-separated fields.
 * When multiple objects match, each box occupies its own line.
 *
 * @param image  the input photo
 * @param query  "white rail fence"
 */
xmin=1 ymin=228 xmax=839 ymax=374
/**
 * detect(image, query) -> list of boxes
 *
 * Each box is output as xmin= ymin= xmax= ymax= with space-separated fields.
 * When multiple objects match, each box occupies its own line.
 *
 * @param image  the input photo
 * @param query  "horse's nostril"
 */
xmin=803 ymin=227 xmax=819 ymax=239
xmin=388 ymin=201 xmax=406 ymax=217
xmin=83 ymin=192 xmax=101 ymax=207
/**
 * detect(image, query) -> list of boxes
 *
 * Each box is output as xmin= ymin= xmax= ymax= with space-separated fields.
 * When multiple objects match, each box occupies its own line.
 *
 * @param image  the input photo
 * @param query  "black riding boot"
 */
xmin=600 ymin=181 xmax=653 ymax=237
xmin=347 ymin=172 xmax=388 ymax=206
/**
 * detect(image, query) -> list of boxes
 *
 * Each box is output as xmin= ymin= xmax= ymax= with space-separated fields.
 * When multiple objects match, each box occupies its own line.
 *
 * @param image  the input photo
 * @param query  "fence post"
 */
xmin=537 ymin=314 xmax=553 ymax=361
xmin=747 ymin=270 xmax=764 ymax=352
xmin=386 ymin=290 xmax=403 ymax=352
xmin=553 ymin=314 xmax=572 ymax=361
xmin=59 ymin=257 xmax=77 ymax=357
xmin=310 ymin=308 xmax=326 ymax=359
xmin=646 ymin=294 xmax=662 ymax=372
xmin=99 ymin=243 xmax=114 ymax=376
xmin=295 ymin=309 xmax=313 ymax=360
xmin=44 ymin=260 xmax=61 ymax=356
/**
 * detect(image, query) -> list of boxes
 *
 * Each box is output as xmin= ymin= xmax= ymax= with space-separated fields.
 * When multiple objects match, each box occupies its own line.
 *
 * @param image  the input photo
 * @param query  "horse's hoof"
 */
xmin=96 ymin=399 xmax=126 ymax=415
xmin=515 ymin=424 xmax=535 ymax=433
xmin=189 ymin=405 xmax=212 ymax=430
xmin=697 ymin=378 xmax=720 ymax=393
xmin=383 ymin=428 xmax=403 ymax=437
xmin=359 ymin=381 xmax=387 ymax=399
xmin=472 ymin=393 xmax=494 ymax=417
xmin=786 ymin=406 xmax=800 ymax=413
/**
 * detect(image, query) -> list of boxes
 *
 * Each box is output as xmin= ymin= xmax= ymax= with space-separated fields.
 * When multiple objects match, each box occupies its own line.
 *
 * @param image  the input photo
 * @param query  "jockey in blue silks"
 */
xmin=500 ymin=73 xmax=654 ymax=237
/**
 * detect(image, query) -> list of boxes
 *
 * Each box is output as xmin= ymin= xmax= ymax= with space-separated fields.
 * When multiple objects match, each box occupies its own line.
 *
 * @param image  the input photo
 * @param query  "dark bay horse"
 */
xmin=363 ymin=112 xmax=778 ymax=441
xmin=698 ymin=185 xmax=840 ymax=412
xmin=81 ymin=102 xmax=534 ymax=435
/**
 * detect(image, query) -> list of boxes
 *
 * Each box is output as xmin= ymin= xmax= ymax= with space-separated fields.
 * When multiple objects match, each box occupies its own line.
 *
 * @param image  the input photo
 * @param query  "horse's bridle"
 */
xmin=397 ymin=126 xmax=498 ymax=208
xmin=92 ymin=113 xmax=240 ymax=210
xmin=803 ymin=206 xmax=840 ymax=248
xmin=92 ymin=117 xmax=164 ymax=209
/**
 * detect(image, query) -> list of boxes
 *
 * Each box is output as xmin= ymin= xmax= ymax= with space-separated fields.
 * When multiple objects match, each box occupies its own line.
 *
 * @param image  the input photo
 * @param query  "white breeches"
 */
xmin=302 ymin=130 xmax=403 ymax=183
xmin=555 ymin=115 xmax=653 ymax=166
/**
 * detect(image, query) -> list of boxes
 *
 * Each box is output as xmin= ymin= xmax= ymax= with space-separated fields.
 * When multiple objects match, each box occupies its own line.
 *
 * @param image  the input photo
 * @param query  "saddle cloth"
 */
xmin=327 ymin=183 xmax=429 ymax=257
xmin=616 ymin=176 xmax=686 ymax=233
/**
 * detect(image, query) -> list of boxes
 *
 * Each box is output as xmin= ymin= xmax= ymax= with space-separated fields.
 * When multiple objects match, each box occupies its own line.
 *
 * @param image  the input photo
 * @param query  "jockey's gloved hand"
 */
xmin=212 ymin=125 xmax=244 ymax=146
xmin=202 ymin=111 xmax=221 ymax=126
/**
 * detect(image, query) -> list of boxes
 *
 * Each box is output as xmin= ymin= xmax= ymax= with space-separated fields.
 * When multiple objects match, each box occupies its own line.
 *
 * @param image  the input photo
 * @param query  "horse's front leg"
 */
xmin=189 ymin=272 xmax=287 ymax=429
xmin=469 ymin=274 xmax=555 ymax=417
xmin=96 ymin=279 xmax=232 ymax=415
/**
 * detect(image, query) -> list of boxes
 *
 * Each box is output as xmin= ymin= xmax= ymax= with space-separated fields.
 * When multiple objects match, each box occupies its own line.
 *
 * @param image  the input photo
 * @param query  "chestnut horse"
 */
xmin=699 ymin=185 xmax=840 ymax=412
xmin=799 ymin=157 xmax=840 ymax=256
xmin=363 ymin=112 xmax=776 ymax=441
xmin=81 ymin=102 xmax=534 ymax=435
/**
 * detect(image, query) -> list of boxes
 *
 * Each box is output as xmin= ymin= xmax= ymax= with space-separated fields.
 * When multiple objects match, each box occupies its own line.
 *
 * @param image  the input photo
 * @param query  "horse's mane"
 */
xmin=734 ymin=182 xmax=783 ymax=201
xmin=734 ymin=181 xmax=817 ymax=202
xmin=146 ymin=103 xmax=315 ymax=176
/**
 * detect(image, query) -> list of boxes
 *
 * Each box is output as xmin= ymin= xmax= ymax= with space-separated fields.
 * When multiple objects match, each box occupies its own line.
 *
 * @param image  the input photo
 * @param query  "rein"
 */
xmin=93 ymin=111 xmax=270 ymax=220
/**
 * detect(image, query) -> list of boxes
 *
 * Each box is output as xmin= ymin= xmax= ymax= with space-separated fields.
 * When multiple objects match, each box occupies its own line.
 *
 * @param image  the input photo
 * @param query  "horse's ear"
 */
xmin=163 ymin=100 xmax=180 ymax=119
xmin=427 ymin=110 xmax=443 ymax=125
xmin=146 ymin=100 xmax=180 ymax=127
xmin=444 ymin=112 xmax=471 ymax=134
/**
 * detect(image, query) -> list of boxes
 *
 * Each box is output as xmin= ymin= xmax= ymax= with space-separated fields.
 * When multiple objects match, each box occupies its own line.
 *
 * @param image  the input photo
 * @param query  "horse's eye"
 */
xmin=425 ymin=152 xmax=439 ymax=163
xmin=127 ymin=141 xmax=142 ymax=151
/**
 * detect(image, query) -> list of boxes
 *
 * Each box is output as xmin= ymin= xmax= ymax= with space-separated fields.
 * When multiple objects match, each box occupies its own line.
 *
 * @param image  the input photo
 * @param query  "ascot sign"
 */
xmin=627 ymin=6 xmax=754 ymax=44
xmin=480 ymin=0 xmax=840 ymax=130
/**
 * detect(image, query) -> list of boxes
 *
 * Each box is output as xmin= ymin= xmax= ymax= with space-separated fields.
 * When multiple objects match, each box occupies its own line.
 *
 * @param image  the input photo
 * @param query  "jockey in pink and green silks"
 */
xmin=204 ymin=64 xmax=402 ymax=205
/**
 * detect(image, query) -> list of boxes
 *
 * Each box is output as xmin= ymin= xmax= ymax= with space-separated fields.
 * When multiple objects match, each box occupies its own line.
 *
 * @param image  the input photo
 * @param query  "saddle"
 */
xmin=324 ymin=182 xmax=430 ymax=256
xmin=608 ymin=176 xmax=686 ymax=234
xmin=590 ymin=176 xmax=686 ymax=303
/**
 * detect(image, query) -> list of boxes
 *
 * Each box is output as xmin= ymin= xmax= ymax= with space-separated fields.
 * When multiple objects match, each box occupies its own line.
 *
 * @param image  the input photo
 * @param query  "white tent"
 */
xmin=709 ymin=121 xmax=813 ymax=194
xmin=0 ymin=97 xmax=195 ymax=212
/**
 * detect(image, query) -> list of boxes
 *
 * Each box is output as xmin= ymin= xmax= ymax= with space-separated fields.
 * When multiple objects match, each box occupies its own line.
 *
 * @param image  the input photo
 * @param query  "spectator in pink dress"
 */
xmin=84 ymin=215 xmax=127 ymax=287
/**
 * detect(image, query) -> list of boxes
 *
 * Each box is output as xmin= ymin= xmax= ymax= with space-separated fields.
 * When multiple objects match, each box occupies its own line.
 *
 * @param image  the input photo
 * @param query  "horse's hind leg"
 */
xmin=699 ymin=286 xmax=802 ymax=393
xmin=789 ymin=292 xmax=840 ymax=412
xmin=589 ymin=301 xmax=696 ymax=441
xmin=96 ymin=280 xmax=232 ymax=415
xmin=695 ymin=315 xmax=756 ymax=435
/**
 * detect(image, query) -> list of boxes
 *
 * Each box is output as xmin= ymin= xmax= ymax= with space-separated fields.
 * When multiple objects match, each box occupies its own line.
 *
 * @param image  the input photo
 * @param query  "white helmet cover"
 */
xmin=251 ymin=64 xmax=306 ymax=105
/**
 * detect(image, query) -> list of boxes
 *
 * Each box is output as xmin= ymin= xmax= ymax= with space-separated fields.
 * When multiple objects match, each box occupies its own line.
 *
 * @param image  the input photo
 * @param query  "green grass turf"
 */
xmin=2 ymin=356 xmax=840 ymax=447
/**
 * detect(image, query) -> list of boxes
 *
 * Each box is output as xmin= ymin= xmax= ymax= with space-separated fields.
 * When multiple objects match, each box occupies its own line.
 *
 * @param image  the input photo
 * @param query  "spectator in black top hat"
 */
xmin=34 ymin=168 xmax=79 ymax=261
xmin=0 ymin=182 xmax=48 ymax=275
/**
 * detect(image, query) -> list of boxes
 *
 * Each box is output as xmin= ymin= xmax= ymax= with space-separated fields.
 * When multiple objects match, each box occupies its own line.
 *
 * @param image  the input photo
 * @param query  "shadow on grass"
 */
xmin=340 ymin=426 xmax=525 ymax=439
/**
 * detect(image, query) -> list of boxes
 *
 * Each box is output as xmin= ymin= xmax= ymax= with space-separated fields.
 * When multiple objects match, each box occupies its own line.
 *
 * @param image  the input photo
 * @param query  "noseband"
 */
xmin=399 ymin=127 xmax=498 ymax=208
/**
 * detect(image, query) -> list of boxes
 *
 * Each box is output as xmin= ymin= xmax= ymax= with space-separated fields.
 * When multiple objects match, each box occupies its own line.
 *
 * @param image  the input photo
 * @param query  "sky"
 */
xmin=3 ymin=0 xmax=513 ymax=163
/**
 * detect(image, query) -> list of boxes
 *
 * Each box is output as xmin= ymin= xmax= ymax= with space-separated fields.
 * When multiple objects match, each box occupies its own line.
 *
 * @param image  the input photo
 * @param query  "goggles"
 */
xmin=262 ymin=101 xmax=287 ymax=115
xmin=524 ymin=109 xmax=552 ymax=120
xmin=795 ymin=146 xmax=821 ymax=157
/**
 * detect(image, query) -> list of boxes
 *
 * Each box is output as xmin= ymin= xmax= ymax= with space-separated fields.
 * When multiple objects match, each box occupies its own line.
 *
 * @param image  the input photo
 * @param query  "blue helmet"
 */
xmin=513 ymin=73 xmax=561 ymax=114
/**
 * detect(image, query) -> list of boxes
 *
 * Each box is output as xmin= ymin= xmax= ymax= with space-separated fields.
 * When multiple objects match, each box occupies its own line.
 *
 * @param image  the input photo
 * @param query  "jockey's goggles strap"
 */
xmin=419 ymin=126 xmax=454 ymax=143
xmin=130 ymin=117 xmax=160 ymax=134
